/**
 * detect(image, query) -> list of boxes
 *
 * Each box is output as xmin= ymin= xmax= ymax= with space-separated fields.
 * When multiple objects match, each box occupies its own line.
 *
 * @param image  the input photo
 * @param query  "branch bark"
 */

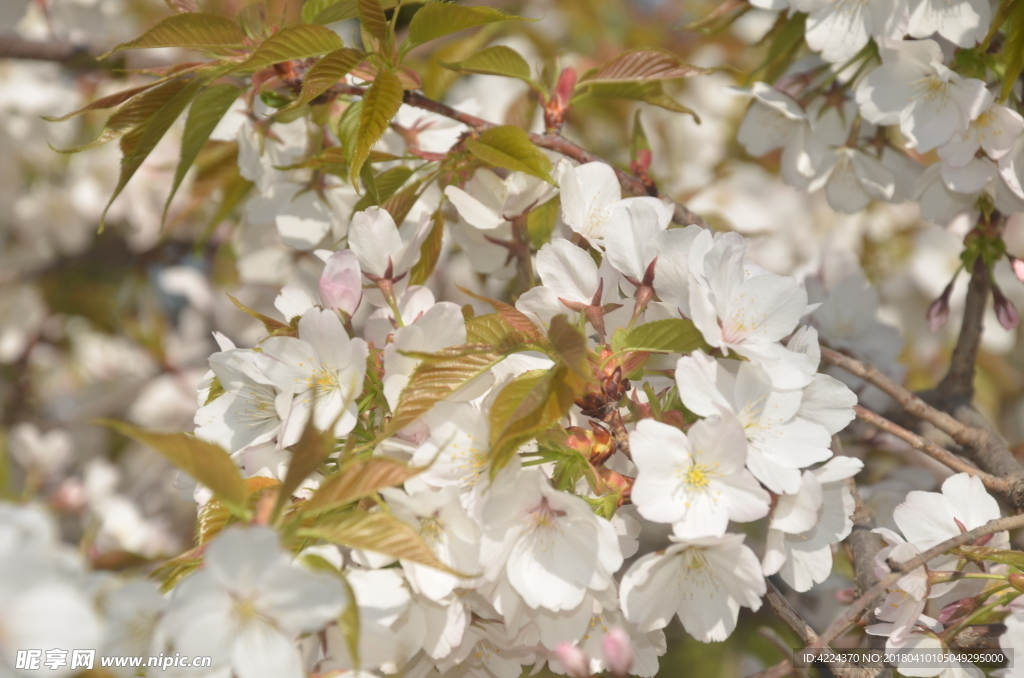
xmin=936 ymin=254 xmax=989 ymax=401
xmin=853 ymin=405 xmax=1010 ymax=496
xmin=821 ymin=347 xmax=1024 ymax=511
xmin=811 ymin=511 xmax=1024 ymax=652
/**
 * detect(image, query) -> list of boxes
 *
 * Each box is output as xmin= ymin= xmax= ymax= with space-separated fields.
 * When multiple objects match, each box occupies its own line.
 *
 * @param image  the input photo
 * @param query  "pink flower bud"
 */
xmin=937 ymin=596 xmax=978 ymax=625
xmin=319 ymin=249 xmax=362 ymax=315
xmin=1011 ymin=255 xmax=1024 ymax=284
xmin=927 ymin=280 xmax=955 ymax=332
xmin=993 ymin=284 xmax=1020 ymax=330
xmin=554 ymin=643 xmax=590 ymax=678
xmin=601 ymin=627 xmax=634 ymax=678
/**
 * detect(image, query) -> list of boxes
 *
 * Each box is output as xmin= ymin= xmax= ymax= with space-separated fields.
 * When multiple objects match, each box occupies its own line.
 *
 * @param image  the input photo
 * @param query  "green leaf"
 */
xmin=305 ymin=0 xmax=401 ymax=25
xmin=407 ymin=3 xmax=530 ymax=48
xmin=527 ymin=196 xmax=559 ymax=248
xmin=357 ymin=0 xmax=390 ymax=45
xmin=465 ymin=125 xmax=553 ymax=184
xmin=489 ymin=366 xmax=577 ymax=474
xmin=580 ymin=49 xmax=709 ymax=83
xmin=1002 ymin=0 xmax=1024 ymax=101
xmin=575 ymin=80 xmax=699 ymax=120
xmin=101 ymin=420 xmax=248 ymax=517
xmin=384 ymin=349 xmax=505 ymax=436
xmin=457 ymin=288 xmax=545 ymax=344
xmin=164 ymin=84 xmax=242 ymax=222
xmin=611 ymin=317 xmax=709 ymax=354
xmin=439 ymin=45 xmax=535 ymax=86
xmin=101 ymin=13 xmax=245 ymax=57
xmin=101 ymin=77 xmax=207 ymax=228
xmin=287 ymin=47 xmax=364 ymax=110
xmin=227 ymin=294 xmax=294 ymax=335
xmin=301 ymin=510 xmax=464 ymax=574
xmin=349 ymin=68 xmax=404 ymax=184
xmin=353 ymin=165 xmax=414 ymax=211
xmin=43 ymin=80 xmax=169 ymax=123
xmin=548 ymin=315 xmax=589 ymax=379
xmin=198 ymin=476 xmax=280 ymax=544
xmin=381 ymin=179 xmax=422 ymax=224
xmin=409 ymin=209 xmax=444 ymax=285
xmin=55 ymin=78 xmax=193 ymax=154
xmin=274 ymin=415 xmax=334 ymax=519
xmin=303 ymin=457 xmax=422 ymax=515
xmin=237 ymin=24 xmax=345 ymax=73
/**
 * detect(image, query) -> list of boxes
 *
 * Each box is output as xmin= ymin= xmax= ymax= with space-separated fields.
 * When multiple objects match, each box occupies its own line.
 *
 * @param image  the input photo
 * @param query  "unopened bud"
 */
xmin=993 ymin=284 xmax=1020 ymax=330
xmin=319 ymin=249 xmax=362 ymax=315
xmin=544 ymin=67 xmax=578 ymax=132
xmin=1009 ymin=573 xmax=1024 ymax=593
xmin=554 ymin=643 xmax=590 ymax=678
xmin=938 ymin=596 xmax=979 ymax=624
xmin=602 ymin=627 xmax=633 ymax=678
xmin=927 ymin=279 xmax=955 ymax=332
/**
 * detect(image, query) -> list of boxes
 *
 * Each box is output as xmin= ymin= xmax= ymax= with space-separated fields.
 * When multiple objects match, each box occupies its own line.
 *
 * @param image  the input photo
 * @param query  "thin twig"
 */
xmin=853 ymin=405 xmax=1010 ymax=494
xmin=811 ymin=511 xmax=1024 ymax=652
xmin=763 ymin=581 xmax=879 ymax=678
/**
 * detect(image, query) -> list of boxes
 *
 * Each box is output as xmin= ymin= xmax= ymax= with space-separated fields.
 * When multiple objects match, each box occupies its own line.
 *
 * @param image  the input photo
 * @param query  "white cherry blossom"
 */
xmin=620 ymin=533 xmax=766 ymax=642
xmin=629 ymin=417 xmax=769 ymax=538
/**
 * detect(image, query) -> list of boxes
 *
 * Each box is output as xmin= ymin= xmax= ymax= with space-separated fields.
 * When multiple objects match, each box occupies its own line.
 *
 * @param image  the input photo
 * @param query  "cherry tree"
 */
xmin=5 ymin=0 xmax=1024 ymax=676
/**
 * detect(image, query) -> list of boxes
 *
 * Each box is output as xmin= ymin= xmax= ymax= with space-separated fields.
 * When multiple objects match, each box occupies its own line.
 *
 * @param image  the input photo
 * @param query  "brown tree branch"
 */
xmin=763 ymin=581 xmax=881 ymax=678
xmin=853 ymin=405 xmax=1011 ymax=496
xmin=821 ymin=347 xmax=1024 ymax=510
xmin=810 ymin=511 xmax=1024 ymax=652
xmin=936 ymin=253 xmax=990 ymax=401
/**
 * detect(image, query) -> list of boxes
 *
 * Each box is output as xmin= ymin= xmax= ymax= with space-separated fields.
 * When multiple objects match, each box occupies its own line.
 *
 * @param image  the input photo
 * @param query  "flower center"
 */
xmin=683 ymin=463 xmax=712 ymax=490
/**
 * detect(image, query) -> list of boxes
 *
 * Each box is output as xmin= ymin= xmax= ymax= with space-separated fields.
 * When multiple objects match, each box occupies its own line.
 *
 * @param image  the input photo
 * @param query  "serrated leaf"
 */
xmin=409 ymin=209 xmax=444 ymax=285
xmin=55 ymin=78 xmax=193 ymax=154
xmin=527 ymin=196 xmax=559 ymax=248
xmin=439 ymin=45 xmax=535 ymax=85
xmin=465 ymin=313 xmax=520 ymax=345
xmin=102 ymin=13 xmax=245 ymax=57
xmin=457 ymin=288 xmax=545 ymax=344
xmin=465 ymin=125 xmax=553 ymax=184
xmin=237 ymin=24 xmax=345 ymax=73
xmin=489 ymin=366 xmax=577 ymax=474
xmin=349 ymin=67 xmax=403 ymax=184
xmin=353 ymin=165 xmax=413 ymax=212
xmin=1002 ymin=1 xmax=1024 ymax=101
xmin=287 ymin=47 xmax=364 ymax=110
xmin=548 ymin=315 xmax=589 ymax=379
xmin=381 ymin=179 xmax=422 ymax=224
xmin=164 ymin=83 xmax=242 ymax=222
xmin=611 ymin=317 xmax=708 ymax=354
xmin=575 ymin=80 xmax=699 ymax=120
xmin=301 ymin=510 xmax=463 ymax=574
xmin=43 ymin=81 xmax=168 ymax=123
xmin=336 ymin=99 xmax=363 ymax=166
xmin=384 ymin=350 xmax=505 ymax=435
xmin=101 ymin=77 xmax=207 ymax=227
xmin=306 ymin=0 xmax=401 ymax=25
xmin=581 ymin=49 xmax=709 ymax=83
xmin=303 ymin=457 xmax=423 ymax=515
xmin=407 ymin=3 xmax=530 ymax=48
xmin=358 ymin=0 xmax=390 ymax=44
xmin=101 ymin=420 xmax=248 ymax=517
